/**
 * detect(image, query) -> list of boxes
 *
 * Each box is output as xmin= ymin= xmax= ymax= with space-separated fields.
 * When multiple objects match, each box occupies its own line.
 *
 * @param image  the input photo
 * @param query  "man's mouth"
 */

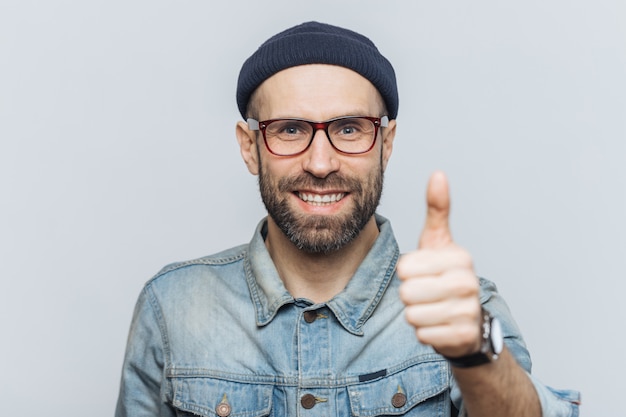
xmin=297 ymin=192 xmax=346 ymax=206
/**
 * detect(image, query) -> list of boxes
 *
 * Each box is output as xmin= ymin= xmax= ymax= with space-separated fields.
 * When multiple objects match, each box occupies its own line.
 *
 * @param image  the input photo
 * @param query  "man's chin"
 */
xmin=284 ymin=219 xmax=361 ymax=254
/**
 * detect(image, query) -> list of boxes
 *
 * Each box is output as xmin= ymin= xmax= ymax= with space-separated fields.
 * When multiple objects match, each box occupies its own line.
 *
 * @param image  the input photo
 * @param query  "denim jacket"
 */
xmin=116 ymin=215 xmax=580 ymax=417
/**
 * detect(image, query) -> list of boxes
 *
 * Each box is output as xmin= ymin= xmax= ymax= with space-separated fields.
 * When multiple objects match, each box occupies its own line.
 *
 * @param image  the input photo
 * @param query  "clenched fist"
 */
xmin=397 ymin=171 xmax=482 ymax=359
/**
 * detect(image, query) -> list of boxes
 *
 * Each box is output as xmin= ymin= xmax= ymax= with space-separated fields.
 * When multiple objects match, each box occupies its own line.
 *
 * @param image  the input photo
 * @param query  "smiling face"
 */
xmin=258 ymin=150 xmax=383 ymax=254
xmin=237 ymin=64 xmax=396 ymax=254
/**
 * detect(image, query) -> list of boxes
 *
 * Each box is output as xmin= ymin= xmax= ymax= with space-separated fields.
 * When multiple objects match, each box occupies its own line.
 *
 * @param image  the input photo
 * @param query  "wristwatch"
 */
xmin=446 ymin=309 xmax=504 ymax=368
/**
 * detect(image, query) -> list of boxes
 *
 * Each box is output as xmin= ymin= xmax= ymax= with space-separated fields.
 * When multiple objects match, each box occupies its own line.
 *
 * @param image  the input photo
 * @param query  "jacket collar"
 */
xmin=244 ymin=214 xmax=399 ymax=335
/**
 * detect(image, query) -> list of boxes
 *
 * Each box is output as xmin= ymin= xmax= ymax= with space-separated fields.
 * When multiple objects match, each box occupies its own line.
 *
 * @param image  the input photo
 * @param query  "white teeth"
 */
xmin=298 ymin=192 xmax=345 ymax=205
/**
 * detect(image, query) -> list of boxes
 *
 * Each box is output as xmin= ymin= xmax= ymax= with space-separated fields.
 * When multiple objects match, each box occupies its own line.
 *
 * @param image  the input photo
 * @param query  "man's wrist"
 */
xmin=445 ymin=309 xmax=504 ymax=368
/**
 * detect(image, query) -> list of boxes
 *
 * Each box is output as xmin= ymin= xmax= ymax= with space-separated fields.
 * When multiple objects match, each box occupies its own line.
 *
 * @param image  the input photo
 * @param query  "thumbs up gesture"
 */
xmin=397 ymin=171 xmax=482 ymax=358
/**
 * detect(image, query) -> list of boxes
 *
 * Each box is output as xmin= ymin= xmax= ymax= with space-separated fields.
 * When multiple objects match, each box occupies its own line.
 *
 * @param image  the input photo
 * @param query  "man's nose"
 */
xmin=301 ymin=129 xmax=340 ymax=178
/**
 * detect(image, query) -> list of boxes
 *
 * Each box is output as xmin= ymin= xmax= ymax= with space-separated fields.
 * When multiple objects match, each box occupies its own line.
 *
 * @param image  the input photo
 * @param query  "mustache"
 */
xmin=276 ymin=172 xmax=363 ymax=193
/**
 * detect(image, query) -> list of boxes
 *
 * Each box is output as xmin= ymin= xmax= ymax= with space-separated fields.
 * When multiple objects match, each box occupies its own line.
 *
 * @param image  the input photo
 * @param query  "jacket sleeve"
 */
xmin=451 ymin=278 xmax=581 ymax=417
xmin=115 ymin=285 xmax=176 ymax=417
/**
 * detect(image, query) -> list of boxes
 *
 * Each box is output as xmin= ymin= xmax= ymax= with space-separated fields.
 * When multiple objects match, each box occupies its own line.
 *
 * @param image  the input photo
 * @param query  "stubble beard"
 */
xmin=258 ymin=165 xmax=384 ymax=254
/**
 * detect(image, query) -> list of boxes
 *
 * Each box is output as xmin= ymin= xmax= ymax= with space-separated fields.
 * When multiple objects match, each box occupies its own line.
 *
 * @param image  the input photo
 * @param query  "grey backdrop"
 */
xmin=1 ymin=1 xmax=624 ymax=415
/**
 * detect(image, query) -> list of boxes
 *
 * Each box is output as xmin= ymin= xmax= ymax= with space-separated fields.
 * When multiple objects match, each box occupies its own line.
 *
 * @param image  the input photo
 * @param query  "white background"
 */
xmin=1 ymin=1 xmax=624 ymax=415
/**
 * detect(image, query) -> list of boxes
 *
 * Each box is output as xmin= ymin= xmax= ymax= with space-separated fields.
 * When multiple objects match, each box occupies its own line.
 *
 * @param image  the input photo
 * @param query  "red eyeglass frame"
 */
xmin=246 ymin=115 xmax=389 ymax=156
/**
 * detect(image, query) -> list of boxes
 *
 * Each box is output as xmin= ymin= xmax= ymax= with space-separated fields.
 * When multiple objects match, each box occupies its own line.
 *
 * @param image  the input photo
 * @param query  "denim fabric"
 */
xmin=116 ymin=215 xmax=580 ymax=417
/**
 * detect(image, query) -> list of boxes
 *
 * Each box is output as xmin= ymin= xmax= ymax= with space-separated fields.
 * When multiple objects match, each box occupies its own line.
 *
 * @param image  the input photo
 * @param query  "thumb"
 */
xmin=418 ymin=171 xmax=453 ymax=249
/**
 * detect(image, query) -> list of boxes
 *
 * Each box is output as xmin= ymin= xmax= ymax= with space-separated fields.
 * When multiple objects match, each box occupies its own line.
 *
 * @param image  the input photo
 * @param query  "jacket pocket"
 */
xmin=170 ymin=377 xmax=273 ymax=417
xmin=349 ymin=359 xmax=449 ymax=416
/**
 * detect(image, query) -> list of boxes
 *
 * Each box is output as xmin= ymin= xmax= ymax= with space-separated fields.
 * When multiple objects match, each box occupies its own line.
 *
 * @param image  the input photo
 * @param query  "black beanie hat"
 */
xmin=236 ymin=21 xmax=398 ymax=120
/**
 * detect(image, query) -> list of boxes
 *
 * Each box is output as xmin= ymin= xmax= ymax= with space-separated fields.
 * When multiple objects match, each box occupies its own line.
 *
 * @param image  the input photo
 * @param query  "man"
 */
xmin=116 ymin=22 xmax=580 ymax=416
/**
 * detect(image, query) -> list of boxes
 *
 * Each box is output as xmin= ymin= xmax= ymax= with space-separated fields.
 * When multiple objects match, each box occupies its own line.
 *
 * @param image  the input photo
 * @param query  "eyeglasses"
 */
xmin=247 ymin=115 xmax=389 ymax=156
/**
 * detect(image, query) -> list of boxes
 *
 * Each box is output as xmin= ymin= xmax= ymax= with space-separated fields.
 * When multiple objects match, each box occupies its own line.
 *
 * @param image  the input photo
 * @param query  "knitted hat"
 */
xmin=236 ymin=21 xmax=398 ymax=119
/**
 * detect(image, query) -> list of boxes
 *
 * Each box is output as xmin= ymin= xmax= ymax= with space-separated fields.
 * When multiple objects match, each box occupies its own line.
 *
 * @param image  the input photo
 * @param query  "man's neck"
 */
xmin=264 ymin=216 xmax=380 ymax=304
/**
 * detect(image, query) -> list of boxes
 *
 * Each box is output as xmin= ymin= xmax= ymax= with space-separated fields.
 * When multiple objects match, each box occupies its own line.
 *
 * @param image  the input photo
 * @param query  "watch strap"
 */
xmin=446 ymin=351 xmax=491 ymax=368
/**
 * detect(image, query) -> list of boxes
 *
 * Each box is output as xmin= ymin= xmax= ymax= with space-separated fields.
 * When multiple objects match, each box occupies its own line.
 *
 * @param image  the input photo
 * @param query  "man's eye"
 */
xmin=283 ymin=126 xmax=300 ymax=135
xmin=269 ymin=122 xmax=309 ymax=140
xmin=335 ymin=123 xmax=364 ymax=136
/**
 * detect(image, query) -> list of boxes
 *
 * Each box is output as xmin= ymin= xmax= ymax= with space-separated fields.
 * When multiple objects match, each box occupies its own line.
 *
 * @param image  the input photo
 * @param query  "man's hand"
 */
xmin=397 ymin=171 xmax=482 ymax=358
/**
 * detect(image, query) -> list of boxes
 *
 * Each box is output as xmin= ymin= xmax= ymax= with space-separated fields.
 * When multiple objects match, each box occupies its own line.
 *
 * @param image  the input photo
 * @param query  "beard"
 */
xmin=258 ymin=165 xmax=384 ymax=254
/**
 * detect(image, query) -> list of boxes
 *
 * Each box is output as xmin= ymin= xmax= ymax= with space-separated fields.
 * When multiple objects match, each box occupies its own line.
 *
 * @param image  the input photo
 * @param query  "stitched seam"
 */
xmin=357 ymin=245 xmax=399 ymax=329
xmin=148 ymin=248 xmax=247 ymax=285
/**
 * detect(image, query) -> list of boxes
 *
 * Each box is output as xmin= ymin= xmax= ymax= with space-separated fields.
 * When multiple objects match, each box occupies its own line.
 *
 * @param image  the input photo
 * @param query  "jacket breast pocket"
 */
xmin=348 ymin=359 xmax=450 ymax=416
xmin=170 ymin=376 xmax=273 ymax=417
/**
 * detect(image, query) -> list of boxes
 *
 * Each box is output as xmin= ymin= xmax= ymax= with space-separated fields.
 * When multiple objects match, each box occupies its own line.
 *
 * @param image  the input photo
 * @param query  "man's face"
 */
xmin=238 ymin=65 xmax=395 ymax=253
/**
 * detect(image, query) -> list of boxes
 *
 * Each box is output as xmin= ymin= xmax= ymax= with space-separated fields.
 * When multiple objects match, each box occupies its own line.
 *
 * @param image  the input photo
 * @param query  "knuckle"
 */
xmin=457 ymin=324 xmax=479 ymax=346
xmin=459 ymin=275 xmax=479 ymax=296
xmin=415 ymin=327 xmax=430 ymax=345
xmin=450 ymin=300 xmax=480 ymax=324
xmin=444 ymin=271 xmax=478 ymax=297
xmin=404 ymin=306 xmax=418 ymax=324
xmin=395 ymin=255 xmax=411 ymax=278
xmin=396 ymin=251 xmax=426 ymax=278
xmin=398 ymin=283 xmax=410 ymax=303
xmin=456 ymin=248 xmax=474 ymax=268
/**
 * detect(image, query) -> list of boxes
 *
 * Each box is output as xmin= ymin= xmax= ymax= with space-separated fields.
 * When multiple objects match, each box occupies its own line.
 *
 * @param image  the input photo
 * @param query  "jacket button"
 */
xmin=391 ymin=392 xmax=407 ymax=408
xmin=303 ymin=311 xmax=317 ymax=323
xmin=301 ymin=393 xmax=316 ymax=409
xmin=215 ymin=402 xmax=231 ymax=417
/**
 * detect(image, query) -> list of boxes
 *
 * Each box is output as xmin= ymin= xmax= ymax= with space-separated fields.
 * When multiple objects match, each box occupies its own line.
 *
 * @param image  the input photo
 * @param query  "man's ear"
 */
xmin=381 ymin=118 xmax=396 ymax=172
xmin=236 ymin=121 xmax=259 ymax=175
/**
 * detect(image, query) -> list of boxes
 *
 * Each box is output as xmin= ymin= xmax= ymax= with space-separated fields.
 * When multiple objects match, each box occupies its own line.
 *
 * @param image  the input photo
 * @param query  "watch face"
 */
xmin=491 ymin=317 xmax=504 ymax=355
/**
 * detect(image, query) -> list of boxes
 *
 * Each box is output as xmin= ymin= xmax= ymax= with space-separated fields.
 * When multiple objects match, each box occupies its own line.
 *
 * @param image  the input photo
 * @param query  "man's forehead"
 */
xmin=251 ymin=64 xmax=385 ymax=119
